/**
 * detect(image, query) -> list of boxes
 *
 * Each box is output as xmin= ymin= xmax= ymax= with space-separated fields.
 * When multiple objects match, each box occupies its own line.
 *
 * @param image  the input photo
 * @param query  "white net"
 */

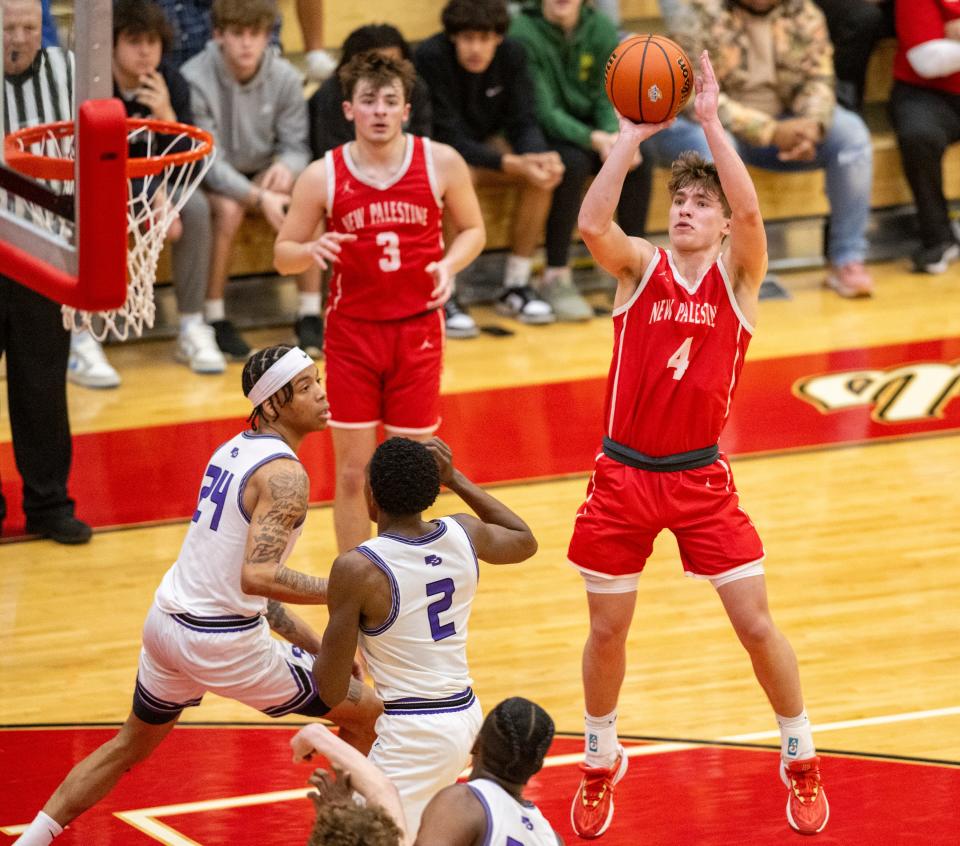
xmin=6 ymin=120 xmax=214 ymax=341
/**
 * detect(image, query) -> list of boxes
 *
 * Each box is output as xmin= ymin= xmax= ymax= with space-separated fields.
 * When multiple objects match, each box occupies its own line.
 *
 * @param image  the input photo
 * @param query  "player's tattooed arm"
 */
xmin=241 ymin=460 xmax=328 ymax=604
xmin=265 ymin=599 xmax=323 ymax=652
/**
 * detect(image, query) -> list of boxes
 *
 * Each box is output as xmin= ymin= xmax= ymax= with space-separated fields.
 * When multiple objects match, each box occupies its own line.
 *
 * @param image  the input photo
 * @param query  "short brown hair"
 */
xmin=667 ymin=150 xmax=731 ymax=217
xmin=308 ymin=801 xmax=402 ymax=846
xmin=212 ymin=0 xmax=277 ymax=32
xmin=338 ymin=51 xmax=416 ymax=103
xmin=113 ymin=0 xmax=173 ymax=52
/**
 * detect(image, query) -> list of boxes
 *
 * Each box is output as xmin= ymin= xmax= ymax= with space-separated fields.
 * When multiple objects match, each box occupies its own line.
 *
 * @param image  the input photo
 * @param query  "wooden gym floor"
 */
xmin=1 ymin=259 xmax=959 ymax=843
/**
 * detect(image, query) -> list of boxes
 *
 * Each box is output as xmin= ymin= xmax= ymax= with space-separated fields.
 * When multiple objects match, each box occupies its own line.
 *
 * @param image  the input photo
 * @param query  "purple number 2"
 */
xmin=191 ymin=463 xmax=234 ymax=531
xmin=425 ymin=578 xmax=456 ymax=642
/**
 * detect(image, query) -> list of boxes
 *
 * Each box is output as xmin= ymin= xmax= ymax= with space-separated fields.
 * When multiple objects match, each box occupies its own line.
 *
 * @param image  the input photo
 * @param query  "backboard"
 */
xmin=0 ymin=0 xmax=128 ymax=310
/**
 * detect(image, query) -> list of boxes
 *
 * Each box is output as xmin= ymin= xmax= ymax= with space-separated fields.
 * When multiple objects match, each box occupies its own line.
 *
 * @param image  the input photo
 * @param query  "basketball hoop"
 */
xmin=4 ymin=116 xmax=214 ymax=341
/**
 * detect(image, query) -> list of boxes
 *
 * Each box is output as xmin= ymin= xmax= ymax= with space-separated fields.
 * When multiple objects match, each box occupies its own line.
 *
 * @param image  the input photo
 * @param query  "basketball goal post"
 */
xmin=0 ymin=0 xmax=214 ymax=339
xmin=0 ymin=0 xmax=127 ymax=311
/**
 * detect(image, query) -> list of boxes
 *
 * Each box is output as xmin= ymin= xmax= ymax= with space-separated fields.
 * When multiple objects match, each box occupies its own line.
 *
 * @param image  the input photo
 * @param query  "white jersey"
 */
xmin=358 ymin=516 xmax=478 ymax=702
xmin=155 ymin=431 xmax=303 ymax=618
xmin=467 ymin=779 xmax=559 ymax=846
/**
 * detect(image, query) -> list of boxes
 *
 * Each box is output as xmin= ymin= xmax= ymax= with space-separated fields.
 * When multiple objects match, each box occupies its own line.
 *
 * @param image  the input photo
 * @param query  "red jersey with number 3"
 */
xmin=604 ymin=248 xmax=754 ymax=456
xmin=324 ymin=135 xmax=444 ymax=321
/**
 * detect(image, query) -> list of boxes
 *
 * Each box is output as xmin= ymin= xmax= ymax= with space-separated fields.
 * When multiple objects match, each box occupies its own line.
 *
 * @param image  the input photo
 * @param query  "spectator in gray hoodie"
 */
xmin=181 ymin=0 xmax=319 ymax=359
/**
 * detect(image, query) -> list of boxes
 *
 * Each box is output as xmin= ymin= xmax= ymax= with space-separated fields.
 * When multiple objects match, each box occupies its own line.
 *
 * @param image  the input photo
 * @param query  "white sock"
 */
xmin=70 ymin=329 xmax=95 ymax=350
xmin=776 ymin=709 xmax=815 ymax=762
xmin=504 ymin=254 xmax=533 ymax=289
xmin=178 ymin=312 xmax=203 ymax=334
xmin=297 ymin=292 xmax=321 ymax=318
xmin=204 ymin=299 xmax=225 ymax=323
xmin=584 ymin=709 xmax=619 ymax=768
xmin=14 ymin=811 xmax=63 ymax=845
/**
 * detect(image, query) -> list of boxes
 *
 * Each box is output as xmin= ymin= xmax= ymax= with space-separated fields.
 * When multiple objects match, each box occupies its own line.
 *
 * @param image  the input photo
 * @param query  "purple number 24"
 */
xmin=191 ymin=463 xmax=234 ymax=531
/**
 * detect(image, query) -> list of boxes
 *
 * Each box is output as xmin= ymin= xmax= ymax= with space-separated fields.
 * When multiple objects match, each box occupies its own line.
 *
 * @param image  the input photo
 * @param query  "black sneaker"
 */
xmin=912 ymin=241 xmax=960 ymax=274
xmin=295 ymin=315 xmax=324 ymax=358
xmin=25 ymin=514 xmax=92 ymax=545
xmin=444 ymin=297 xmax=479 ymax=339
xmin=210 ymin=319 xmax=251 ymax=360
xmin=494 ymin=285 xmax=555 ymax=325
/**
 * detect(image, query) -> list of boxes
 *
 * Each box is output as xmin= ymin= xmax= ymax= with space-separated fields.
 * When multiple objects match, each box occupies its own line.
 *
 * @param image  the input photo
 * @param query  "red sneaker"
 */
xmin=781 ymin=756 xmax=829 ymax=835
xmin=570 ymin=746 xmax=628 ymax=839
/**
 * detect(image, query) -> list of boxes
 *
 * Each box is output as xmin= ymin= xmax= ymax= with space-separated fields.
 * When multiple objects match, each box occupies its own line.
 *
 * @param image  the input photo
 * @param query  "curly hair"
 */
xmin=368 ymin=438 xmax=440 ymax=517
xmin=477 ymin=697 xmax=555 ymax=784
xmin=338 ymin=51 xmax=416 ymax=104
xmin=667 ymin=150 xmax=731 ymax=217
xmin=442 ymin=0 xmax=510 ymax=36
xmin=113 ymin=0 xmax=174 ymax=52
xmin=241 ymin=344 xmax=294 ymax=429
xmin=308 ymin=801 xmax=402 ymax=846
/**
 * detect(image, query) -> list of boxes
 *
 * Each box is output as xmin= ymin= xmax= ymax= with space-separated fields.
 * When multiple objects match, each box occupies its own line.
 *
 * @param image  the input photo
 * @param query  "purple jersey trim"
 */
xmin=467 ymin=783 xmax=495 ymax=846
xmin=236 ymin=452 xmax=301 ymax=523
xmin=356 ymin=545 xmax=401 ymax=635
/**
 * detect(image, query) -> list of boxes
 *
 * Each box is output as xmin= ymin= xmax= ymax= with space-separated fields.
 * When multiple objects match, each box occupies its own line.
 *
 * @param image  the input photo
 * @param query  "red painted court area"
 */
xmin=3 ymin=336 xmax=960 ymax=535
xmin=1 ymin=728 xmax=958 ymax=844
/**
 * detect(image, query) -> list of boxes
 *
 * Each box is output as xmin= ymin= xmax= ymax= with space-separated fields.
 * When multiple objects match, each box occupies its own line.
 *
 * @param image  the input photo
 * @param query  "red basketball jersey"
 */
xmin=604 ymin=248 xmax=753 ymax=456
xmin=325 ymin=135 xmax=444 ymax=321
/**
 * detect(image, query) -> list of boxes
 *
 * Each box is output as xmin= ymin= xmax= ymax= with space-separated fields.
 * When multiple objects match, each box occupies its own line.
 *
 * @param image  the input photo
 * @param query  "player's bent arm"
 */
xmin=433 ymin=143 xmax=486 ymax=274
xmin=265 ymin=599 xmax=323 ymax=652
xmin=291 ymin=724 xmax=410 ymax=843
xmin=446 ymin=472 xmax=537 ymax=564
xmin=311 ymin=552 xmax=369 ymax=706
xmin=414 ymin=784 xmax=486 ymax=846
xmin=578 ymin=134 xmax=656 ymax=284
xmin=274 ymin=161 xmax=328 ymax=276
xmin=240 ymin=460 xmax=329 ymax=603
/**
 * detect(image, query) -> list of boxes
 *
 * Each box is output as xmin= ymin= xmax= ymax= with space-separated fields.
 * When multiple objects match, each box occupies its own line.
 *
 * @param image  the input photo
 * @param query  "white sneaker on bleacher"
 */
xmin=68 ymin=331 xmax=121 ymax=389
xmin=177 ymin=322 xmax=227 ymax=374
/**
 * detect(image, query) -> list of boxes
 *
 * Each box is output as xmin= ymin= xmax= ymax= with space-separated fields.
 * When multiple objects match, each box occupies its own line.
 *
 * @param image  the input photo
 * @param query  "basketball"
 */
xmin=604 ymin=34 xmax=694 ymax=124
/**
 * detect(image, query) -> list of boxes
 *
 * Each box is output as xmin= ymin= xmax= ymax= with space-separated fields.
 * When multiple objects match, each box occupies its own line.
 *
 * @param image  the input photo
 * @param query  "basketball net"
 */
xmin=5 ymin=118 xmax=214 ymax=341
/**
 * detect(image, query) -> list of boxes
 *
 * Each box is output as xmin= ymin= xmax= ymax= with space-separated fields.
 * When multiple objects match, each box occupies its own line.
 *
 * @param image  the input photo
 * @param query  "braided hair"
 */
xmin=477 ymin=697 xmax=555 ymax=785
xmin=242 ymin=344 xmax=295 ymax=430
xmin=368 ymin=437 xmax=440 ymax=516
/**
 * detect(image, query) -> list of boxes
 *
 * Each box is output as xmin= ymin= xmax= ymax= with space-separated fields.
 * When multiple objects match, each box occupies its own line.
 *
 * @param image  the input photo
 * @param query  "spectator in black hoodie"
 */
xmin=416 ymin=0 xmax=564 ymax=334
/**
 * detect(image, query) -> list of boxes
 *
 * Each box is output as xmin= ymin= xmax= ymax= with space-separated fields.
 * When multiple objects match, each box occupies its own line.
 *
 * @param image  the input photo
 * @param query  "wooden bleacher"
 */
xmin=157 ymin=0 xmax=960 ymax=283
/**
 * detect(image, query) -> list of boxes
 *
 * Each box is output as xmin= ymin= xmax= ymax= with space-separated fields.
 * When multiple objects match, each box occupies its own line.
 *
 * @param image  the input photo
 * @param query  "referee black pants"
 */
xmin=0 ymin=274 xmax=74 ymax=526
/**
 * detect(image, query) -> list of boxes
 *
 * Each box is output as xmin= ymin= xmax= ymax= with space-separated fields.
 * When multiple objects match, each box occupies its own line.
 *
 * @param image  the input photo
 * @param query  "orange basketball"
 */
xmin=604 ymin=34 xmax=694 ymax=124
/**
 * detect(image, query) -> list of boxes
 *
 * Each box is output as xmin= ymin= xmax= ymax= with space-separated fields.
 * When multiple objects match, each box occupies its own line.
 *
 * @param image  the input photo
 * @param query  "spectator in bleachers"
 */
xmin=653 ymin=0 xmax=876 ymax=298
xmin=415 ymin=0 xmax=563 ymax=333
xmin=155 ymin=0 xmax=214 ymax=69
xmin=108 ymin=0 xmax=226 ymax=375
xmin=889 ymin=0 xmax=960 ymax=274
xmin=309 ymin=24 xmax=432 ymax=158
xmin=182 ymin=0 xmax=320 ymax=360
xmin=509 ymin=0 xmax=653 ymax=321
xmin=156 ymin=0 xmax=331 ymax=77
xmin=813 ymin=0 xmax=895 ymax=113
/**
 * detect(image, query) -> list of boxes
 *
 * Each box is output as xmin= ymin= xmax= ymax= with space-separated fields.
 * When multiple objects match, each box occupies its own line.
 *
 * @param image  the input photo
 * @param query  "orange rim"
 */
xmin=4 ymin=117 xmax=214 ymax=181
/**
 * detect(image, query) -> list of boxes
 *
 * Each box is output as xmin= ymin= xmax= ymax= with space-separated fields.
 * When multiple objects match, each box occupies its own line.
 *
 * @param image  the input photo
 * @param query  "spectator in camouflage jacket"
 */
xmin=648 ymin=0 xmax=876 ymax=299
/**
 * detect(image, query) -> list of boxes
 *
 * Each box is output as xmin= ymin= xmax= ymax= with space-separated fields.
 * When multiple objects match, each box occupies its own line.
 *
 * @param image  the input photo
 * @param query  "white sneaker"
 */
xmin=542 ymin=269 xmax=593 ymax=322
xmin=176 ymin=322 xmax=227 ymax=374
xmin=68 ymin=332 xmax=121 ymax=388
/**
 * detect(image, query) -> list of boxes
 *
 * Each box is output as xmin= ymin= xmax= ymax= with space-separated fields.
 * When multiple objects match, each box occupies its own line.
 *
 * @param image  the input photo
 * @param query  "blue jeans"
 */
xmin=646 ymin=106 xmax=873 ymax=265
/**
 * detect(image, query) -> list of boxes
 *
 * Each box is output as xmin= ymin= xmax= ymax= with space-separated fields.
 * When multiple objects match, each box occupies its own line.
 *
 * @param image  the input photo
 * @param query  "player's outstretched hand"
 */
xmin=424 ymin=436 xmax=455 ymax=486
xmin=694 ymin=50 xmax=720 ymax=124
xmin=308 ymin=232 xmax=357 ymax=270
xmin=425 ymin=259 xmax=453 ymax=309
xmin=307 ymin=765 xmax=353 ymax=813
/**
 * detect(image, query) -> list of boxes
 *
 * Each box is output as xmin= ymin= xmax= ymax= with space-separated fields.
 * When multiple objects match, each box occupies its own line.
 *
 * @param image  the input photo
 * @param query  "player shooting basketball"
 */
xmin=567 ymin=51 xmax=829 ymax=838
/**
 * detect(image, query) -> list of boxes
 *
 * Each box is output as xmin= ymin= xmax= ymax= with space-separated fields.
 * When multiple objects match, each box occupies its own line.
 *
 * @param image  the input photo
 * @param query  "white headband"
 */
xmin=247 ymin=347 xmax=313 ymax=408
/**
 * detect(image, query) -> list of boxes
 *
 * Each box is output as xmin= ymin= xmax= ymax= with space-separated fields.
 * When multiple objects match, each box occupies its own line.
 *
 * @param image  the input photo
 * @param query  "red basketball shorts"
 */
xmin=568 ymin=452 xmax=764 ymax=578
xmin=324 ymin=308 xmax=444 ymax=433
